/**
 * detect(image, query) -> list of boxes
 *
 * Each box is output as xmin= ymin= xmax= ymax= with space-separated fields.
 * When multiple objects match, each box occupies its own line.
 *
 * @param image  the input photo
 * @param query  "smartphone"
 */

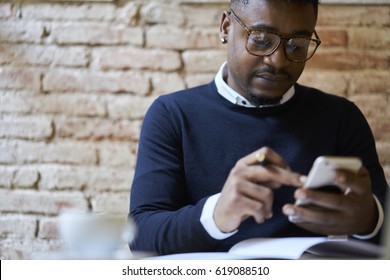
xmin=293 ymin=156 xmax=362 ymax=216
xmin=304 ymin=156 xmax=362 ymax=191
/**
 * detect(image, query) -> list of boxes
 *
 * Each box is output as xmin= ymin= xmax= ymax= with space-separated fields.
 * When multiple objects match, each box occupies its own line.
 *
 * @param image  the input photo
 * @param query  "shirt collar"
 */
xmin=214 ymin=62 xmax=295 ymax=108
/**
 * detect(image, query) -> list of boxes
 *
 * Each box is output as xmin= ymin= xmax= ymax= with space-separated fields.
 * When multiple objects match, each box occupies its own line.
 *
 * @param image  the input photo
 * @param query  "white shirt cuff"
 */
xmin=200 ymin=193 xmax=238 ymax=240
xmin=353 ymin=195 xmax=384 ymax=240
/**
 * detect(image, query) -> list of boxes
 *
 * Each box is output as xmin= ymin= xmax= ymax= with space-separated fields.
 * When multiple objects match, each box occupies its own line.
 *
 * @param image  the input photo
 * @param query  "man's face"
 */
xmin=220 ymin=0 xmax=317 ymax=105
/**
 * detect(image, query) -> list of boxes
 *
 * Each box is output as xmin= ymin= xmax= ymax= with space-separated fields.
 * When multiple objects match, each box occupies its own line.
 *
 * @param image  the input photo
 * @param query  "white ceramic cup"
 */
xmin=59 ymin=210 xmax=136 ymax=256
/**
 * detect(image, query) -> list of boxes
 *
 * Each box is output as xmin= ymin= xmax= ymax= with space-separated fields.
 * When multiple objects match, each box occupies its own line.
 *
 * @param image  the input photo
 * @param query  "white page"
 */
xmin=229 ymin=237 xmax=383 ymax=259
xmin=229 ymin=237 xmax=329 ymax=259
xmin=146 ymin=252 xmax=251 ymax=260
xmin=145 ymin=238 xmax=383 ymax=260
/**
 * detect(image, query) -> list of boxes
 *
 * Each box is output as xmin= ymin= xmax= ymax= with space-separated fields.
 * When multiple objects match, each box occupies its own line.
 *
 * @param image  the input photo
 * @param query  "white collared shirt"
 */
xmin=214 ymin=62 xmax=295 ymax=108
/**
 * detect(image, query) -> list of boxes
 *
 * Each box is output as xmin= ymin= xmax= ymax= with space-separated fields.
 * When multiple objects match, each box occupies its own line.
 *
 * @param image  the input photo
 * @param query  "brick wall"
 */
xmin=0 ymin=0 xmax=389 ymax=259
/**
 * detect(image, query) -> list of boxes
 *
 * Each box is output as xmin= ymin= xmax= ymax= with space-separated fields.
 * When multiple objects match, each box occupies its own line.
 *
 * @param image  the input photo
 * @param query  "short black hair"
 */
xmin=230 ymin=0 xmax=319 ymax=15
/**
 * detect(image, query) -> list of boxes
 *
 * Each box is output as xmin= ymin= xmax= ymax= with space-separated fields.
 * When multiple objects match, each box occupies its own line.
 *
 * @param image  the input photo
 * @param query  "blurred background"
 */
xmin=0 ymin=0 xmax=389 ymax=259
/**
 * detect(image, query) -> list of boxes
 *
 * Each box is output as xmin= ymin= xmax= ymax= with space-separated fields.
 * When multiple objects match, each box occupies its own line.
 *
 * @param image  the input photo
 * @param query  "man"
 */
xmin=129 ymin=0 xmax=388 ymax=255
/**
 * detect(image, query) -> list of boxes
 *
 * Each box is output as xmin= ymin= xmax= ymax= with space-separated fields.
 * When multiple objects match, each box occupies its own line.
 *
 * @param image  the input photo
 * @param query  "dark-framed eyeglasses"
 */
xmin=228 ymin=9 xmax=321 ymax=63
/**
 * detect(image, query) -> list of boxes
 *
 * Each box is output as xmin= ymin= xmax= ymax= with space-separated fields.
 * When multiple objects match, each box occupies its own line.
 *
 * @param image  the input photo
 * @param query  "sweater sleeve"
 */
xmin=336 ymin=100 xmax=388 ymax=198
xmin=129 ymin=98 xmax=222 ymax=255
xmin=336 ymin=100 xmax=388 ymax=242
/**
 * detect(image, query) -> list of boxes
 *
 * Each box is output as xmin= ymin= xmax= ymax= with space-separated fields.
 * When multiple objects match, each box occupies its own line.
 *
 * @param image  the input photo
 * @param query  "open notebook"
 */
xmin=148 ymin=237 xmax=383 ymax=260
xmin=149 ymin=192 xmax=390 ymax=260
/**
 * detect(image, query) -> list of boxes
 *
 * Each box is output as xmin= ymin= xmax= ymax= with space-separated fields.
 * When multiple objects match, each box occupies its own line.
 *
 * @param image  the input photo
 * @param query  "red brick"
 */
xmin=23 ymin=3 xmax=116 ymax=21
xmin=0 ymin=215 xmax=37 ymax=239
xmin=0 ymin=166 xmax=12 ymax=188
xmin=0 ymin=116 xmax=53 ymax=140
xmin=95 ymin=47 xmax=182 ymax=71
xmin=377 ymin=142 xmax=390 ymax=165
xmin=91 ymin=192 xmax=130 ymax=214
xmin=38 ymin=217 xmax=60 ymax=239
xmin=348 ymin=27 xmax=390 ymax=50
xmin=115 ymin=2 xmax=139 ymax=26
xmin=107 ymin=95 xmax=155 ymax=120
xmin=86 ymin=167 xmax=134 ymax=192
xmin=147 ymin=26 xmax=220 ymax=50
xmin=14 ymin=167 xmax=40 ymax=189
xmin=369 ymin=119 xmax=390 ymax=142
xmin=349 ymin=71 xmax=390 ymax=94
xmin=0 ymin=189 xmax=88 ymax=215
xmin=0 ymin=68 xmax=41 ymax=92
xmin=0 ymin=94 xmax=34 ymax=114
xmin=383 ymin=165 xmax=390 ymax=186
xmin=0 ymin=44 xmax=88 ymax=67
xmin=38 ymin=165 xmax=134 ymax=192
xmin=307 ymin=50 xmax=388 ymax=71
xmin=350 ymin=94 xmax=389 ymax=119
xmin=297 ymin=70 xmax=349 ymax=96
xmin=182 ymin=50 xmax=225 ymax=73
xmin=150 ymin=72 xmax=186 ymax=95
xmin=56 ymin=117 xmax=142 ymax=141
xmin=43 ymin=70 xmax=150 ymax=95
xmin=141 ymin=3 xmax=185 ymax=25
xmin=315 ymin=28 xmax=348 ymax=48
xmin=0 ymin=22 xmax=44 ymax=43
xmin=0 ymin=166 xmax=39 ymax=189
xmin=98 ymin=142 xmax=136 ymax=168
xmin=0 ymin=239 xmax=64 ymax=260
xmin=185 ymin=73 xmax=215 ymax=88
xmin=184 ymin=6 xmax=225 ymax=27
xmin=0 ymin=140 xmax=98 ymax=165
xmin=38 ymin=166 xmax=87 ymax=191
xmin=0 ymin=3 xmax=14 ymax=18
xmin=0 ymin=93 xmax=106 ymax=117
xmin=51 ymin=22 xmax=143 ymax=46
xmin=318 ymin=6 xmax=390 ymax=27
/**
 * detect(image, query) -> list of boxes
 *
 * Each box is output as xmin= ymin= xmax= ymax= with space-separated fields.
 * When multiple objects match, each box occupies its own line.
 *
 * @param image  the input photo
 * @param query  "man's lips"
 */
xmin=254 ymin=73 xmax=290 ymax=82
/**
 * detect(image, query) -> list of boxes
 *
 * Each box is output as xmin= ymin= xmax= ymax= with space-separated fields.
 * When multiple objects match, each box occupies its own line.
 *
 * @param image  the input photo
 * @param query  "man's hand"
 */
xmin=282 ymin=167 xmax=378 ymax=236
xmin=214 ymin=147 xmax=303 ymax=233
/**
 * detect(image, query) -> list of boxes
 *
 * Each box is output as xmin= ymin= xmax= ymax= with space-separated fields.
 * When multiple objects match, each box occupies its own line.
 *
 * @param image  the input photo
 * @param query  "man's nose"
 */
xmin=262 ymin=42 xmax=290 ymax=69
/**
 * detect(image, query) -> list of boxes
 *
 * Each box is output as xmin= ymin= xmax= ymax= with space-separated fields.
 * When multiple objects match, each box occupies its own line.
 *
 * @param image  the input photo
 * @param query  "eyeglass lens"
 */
xmin=247 ymin=31 xmax=318 ymax=62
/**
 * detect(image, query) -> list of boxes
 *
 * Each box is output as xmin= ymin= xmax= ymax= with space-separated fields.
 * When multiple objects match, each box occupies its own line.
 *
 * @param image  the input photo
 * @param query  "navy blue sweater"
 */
xmin=130 ymin=82 xmax=388 ymax=255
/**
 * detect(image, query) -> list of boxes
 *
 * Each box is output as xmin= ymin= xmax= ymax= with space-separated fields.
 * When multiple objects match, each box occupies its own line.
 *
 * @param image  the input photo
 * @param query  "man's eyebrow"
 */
xmin=249 ymin=23 xmax=277 ymax=32
xmin=249 ymin=23 xmax=313 ymax=37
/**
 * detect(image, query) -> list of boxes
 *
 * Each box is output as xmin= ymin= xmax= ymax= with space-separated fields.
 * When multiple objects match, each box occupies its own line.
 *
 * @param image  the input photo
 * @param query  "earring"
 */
xmin=220 ymin=37 xmax=227 ymax=44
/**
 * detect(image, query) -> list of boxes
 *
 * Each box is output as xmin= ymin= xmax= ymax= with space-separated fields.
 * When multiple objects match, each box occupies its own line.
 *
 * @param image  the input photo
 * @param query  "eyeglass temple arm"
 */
xmin=228 ymin=10 xmax=252 ymax=35
xmin=313 ymin=30 xmax=321 ymax=45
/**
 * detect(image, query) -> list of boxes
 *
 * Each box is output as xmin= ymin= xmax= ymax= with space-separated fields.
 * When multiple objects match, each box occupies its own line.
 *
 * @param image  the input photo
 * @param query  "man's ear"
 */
xmin=219 ymin=10 xmax=231 ymax=43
